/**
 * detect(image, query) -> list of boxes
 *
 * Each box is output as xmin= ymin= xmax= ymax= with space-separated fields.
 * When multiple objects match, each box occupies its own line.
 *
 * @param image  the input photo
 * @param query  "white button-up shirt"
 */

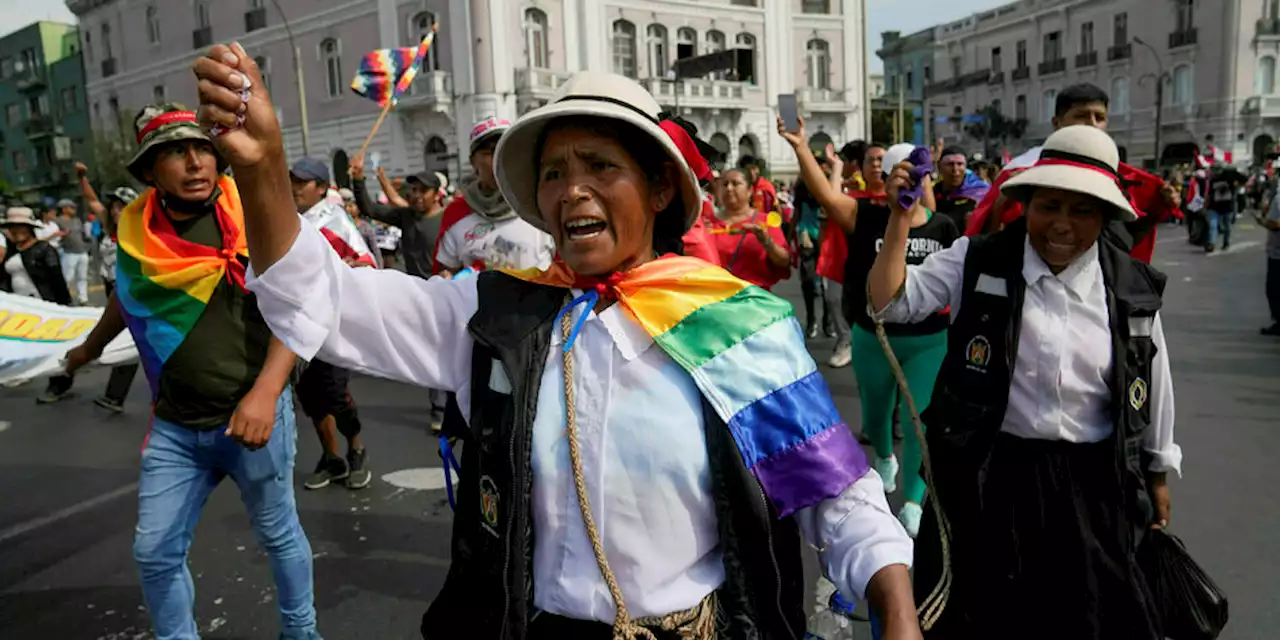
xmin=880 ymin=236 xmax=1182 ymax=474
xmin=249 ymin=221 xmax=913 ymax=623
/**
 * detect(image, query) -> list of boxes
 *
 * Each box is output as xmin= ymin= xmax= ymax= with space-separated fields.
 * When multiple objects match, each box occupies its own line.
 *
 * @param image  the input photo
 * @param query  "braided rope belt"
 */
xmin=559 ymin=306 xmax=718 ymax=640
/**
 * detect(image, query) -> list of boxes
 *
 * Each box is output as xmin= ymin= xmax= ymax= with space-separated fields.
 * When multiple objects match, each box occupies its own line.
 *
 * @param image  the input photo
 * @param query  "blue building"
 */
xmin=0 ymin=21 xmax=90 ymax=203
xmin=875 ymin=28 xmax=936 ymax=145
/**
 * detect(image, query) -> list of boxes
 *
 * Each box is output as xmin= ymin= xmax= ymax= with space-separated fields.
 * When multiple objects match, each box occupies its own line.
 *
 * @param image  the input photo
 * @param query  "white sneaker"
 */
xmin=898 ymin=502 xmax=923 ymax=538
xmin=827 ymin=343 xmax=852 ymax=368
xmin=874 ymin=455 xmax=899 ymax=493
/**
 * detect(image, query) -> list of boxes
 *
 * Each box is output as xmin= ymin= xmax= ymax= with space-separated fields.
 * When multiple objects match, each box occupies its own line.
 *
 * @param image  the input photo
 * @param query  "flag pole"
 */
xmin=356 ymin=97 xmax=396 ymax=161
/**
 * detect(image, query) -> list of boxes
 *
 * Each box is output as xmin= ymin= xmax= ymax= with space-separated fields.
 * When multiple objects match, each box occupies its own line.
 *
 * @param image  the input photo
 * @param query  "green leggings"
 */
xmin=850 ymin=325 xmax=948 ymax=505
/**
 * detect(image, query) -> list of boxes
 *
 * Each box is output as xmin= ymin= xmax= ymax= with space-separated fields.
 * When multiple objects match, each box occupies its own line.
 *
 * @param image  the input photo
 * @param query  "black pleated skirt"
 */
xmin=914 ymin=433 xmax=1161 ymax=640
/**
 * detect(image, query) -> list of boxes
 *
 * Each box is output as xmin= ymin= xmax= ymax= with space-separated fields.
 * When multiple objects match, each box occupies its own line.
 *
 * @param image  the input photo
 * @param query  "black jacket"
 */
xmin=1 ymin=240 xmax=71 ymax=304
xmin=922 ymin=217 xmax=1166 ymax=561
xmin=420 ymin=271 xmax=808 ymax=640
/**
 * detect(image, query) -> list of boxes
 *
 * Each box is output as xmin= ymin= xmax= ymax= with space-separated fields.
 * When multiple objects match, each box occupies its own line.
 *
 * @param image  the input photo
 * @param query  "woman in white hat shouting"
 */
xmin=867 ymin=125 xmax=1182 ymax=639
xmin=195 ymin=43 xmax=919 ymax=640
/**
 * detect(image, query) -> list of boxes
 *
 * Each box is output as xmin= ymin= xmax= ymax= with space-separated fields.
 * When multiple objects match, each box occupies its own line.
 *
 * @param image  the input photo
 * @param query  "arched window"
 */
xmin=321 ymin=38 xmax=343 ymax=98
xmin=410 ymin=12 xmax=440 ymax=72
xmin=1015 ymin=94 xmax=1027 ymax=120
xmin=706 ymin=30 xmax=726 ymax=79
xmin=735 ymin=33 xmax=757 ymax=84
xmin=677 ymin=27 xmax=697 ymax=60
xmin=1110 ymin=76 xmax=1129 ymax=114
xmin=1042 ymin=89 xmax=1057 ymax=122
xmin=425 ymin=136 xmax=450 ymax=174
xmin=806 ymin=39 xmax=830 ymax=89
xmin=525 ymin=9 xmax=549 ymax=69
xmin=647 ymin=25 xmax=669 ymax=78
xmin=255 ymin=56 xmax=270 ymax=93
xmin=612 ymin=20 xmax=637 ymax=78
xmin=145 ymin=5 xmax=160 ymax=44
xmin=992 ymin=98 xmax=1002 ymax=114
xmin=808 ymin=131 xmax=833 ymax=153
xmin=738 ymin=134 xmax=759 ymax=159
xmin=1172 ymin=64 xmax=1193 ymax=105
xmin=1258 ymin=56 xmax=1276 ymax=95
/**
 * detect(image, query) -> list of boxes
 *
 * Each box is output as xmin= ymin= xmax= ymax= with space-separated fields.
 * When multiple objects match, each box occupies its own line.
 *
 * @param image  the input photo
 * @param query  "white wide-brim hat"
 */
xmin=1001 ymin=125 xmax=1136 ymax=221
xmin=494 ymin=71 xmax=702 ymax=234
xmin=0 ymin=206 xmax=43 ymax=230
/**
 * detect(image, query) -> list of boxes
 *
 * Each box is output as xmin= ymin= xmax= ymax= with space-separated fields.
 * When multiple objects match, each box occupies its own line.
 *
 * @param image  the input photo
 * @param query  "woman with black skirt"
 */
xmin=867 ymin=125 xmax=1183 ymax=639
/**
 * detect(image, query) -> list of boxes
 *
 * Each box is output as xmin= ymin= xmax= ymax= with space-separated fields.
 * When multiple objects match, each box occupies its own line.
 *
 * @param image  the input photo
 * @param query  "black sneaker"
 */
xmin=345 ymin=448 xmax=372 ymax=490
xmin=1262 ymin=324 xmax=1280 ymax=336
xmin=304 ymin=454 xmax=349 ymax=490
xmin=93 ymin=395 xmax=125 ymax=414
xmin=36 ymin=375 xmax=74 ymax=405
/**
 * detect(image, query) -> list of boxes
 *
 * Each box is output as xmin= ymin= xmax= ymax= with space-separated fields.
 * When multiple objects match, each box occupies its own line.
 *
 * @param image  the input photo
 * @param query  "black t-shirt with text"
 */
xmin=843 ymin=200 xmax=959 ymax=336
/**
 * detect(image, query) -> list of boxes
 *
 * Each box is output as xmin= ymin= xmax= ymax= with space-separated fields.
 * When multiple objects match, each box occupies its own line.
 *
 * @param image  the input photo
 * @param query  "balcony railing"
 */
xmin=1259 ymin=18 xmax=1280 ymax=36
xmin=24 ymin=115 xmax=55 ymax=138
xmin=1107 ymin=43 xmax=1132 ymax=62
xmin=1169 ymin=29 xmax=1197 ymax=49
xmin=101 ymin=57 xmax=117 ymax=77
xmin=799 ymin=86 xmax=842 ymax=105
xmin=193 ymin=26 xmax=213 ymax=50
xmin=1038 ymin=58 xmax=1066 ymax=75
xmin=397 ymin=71 xmax=453 ymax=111
xmin=1075 ymin=51 xmax=1098 ymax=68
xmin=642 ymin=78 xmax=754 ymax=110
xmin=1012 ymin=66 xmax=1031 ymax=81
xmin=515 ymin=68 xmax=571 ymax=96
xmin=245 ymin=7 xmax=267 ymax=32
xmin=15 ymin=69 xmax=47 ymax=92
xmin=988 ymin=70 xmax=1005 ymax=85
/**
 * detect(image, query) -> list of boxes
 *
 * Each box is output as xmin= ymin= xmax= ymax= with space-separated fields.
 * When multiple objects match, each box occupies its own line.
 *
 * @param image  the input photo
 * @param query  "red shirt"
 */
xmin=816 ymin=189 xmax=884 ymax=283
xmin=681 ymin=200 xmax=720 ymax=265
xmin=706 ymin=211 xmax=790 ymax=290
xmin=751 ymin=177 xmax=777 ymax=216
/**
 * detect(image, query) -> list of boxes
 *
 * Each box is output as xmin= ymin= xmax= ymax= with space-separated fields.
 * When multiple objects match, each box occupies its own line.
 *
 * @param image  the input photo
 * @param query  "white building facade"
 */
xmin=921 ymin=0 xmax=1280 ymax=168
xmin=66 ymin=0 xmax=870 ymax=183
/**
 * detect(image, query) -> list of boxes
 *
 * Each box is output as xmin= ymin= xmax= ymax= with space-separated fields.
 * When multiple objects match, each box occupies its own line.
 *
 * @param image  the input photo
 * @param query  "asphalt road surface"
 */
xmin=1 ymin=223 xmax=1276 ymax=639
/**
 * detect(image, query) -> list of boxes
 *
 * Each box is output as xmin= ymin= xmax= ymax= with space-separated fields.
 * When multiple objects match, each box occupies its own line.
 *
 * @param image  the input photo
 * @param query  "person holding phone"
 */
xmin=779 ymin=117 xmax=957 ymax=537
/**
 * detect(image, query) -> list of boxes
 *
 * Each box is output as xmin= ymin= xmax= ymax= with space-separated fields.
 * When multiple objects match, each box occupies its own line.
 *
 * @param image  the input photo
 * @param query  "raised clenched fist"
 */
xmin=192 ymin=42 xmax=282 ymax=168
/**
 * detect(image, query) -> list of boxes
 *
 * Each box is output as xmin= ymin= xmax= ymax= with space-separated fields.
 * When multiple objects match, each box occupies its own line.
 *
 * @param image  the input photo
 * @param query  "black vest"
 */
xmin=922 ymin=218 xmax=1166 ymax=547
xmin=420 ymin=272 xmax=807 ymax=640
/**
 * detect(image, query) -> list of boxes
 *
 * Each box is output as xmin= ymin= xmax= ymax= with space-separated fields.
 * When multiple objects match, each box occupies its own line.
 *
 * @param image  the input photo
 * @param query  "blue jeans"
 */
xmin=1207 ymin=209 xmax=1233 ymax=248
xmin=134 ymin=390 xmax=320 ymax=640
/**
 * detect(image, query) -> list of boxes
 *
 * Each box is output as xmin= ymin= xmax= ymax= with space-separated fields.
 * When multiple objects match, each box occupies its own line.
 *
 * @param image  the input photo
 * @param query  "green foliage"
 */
xmin=871 ymin=108 xmax=914 ymax=144
xmin=87 ymin=111 xmax=141 ymax=190
xmin=963 ymin=105 xmax=1029 ymax=156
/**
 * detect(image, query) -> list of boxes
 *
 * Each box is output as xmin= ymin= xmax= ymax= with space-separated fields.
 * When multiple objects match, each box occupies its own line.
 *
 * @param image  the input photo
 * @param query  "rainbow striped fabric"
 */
xmin=508 ymin=256 xmax=868 ymax=516
xmin=350 ymin=27 xmax=437 ymax=107
xmin=115 ymin=177 xmax=248 ymax=394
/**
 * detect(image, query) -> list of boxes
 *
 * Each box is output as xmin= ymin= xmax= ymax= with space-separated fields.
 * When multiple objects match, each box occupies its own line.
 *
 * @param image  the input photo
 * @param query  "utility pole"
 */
xmin=271 ymin=0 xmax=310 ymax=156
xmin=861 ymin=0 xmax=871 ymax=139
xmin=897 ymin=72 xmax=905 ymax=141
xmin=1134 ymin=36 xmax=1165 ymax=168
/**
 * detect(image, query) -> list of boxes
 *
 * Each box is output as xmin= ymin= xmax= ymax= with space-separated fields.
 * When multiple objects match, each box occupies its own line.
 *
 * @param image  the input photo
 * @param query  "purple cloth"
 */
xmin=898 ymin=146 xmax=935 ymax=211
xmin=751 ymin=423 xmax=870 ymax=517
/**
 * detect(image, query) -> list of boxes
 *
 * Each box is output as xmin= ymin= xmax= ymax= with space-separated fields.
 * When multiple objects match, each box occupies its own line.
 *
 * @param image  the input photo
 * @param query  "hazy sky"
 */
xmin=4 ymin=0 xmax=1007 ymax=75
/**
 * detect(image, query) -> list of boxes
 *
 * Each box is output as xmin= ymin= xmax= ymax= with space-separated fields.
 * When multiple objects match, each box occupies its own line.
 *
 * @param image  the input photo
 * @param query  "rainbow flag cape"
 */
xmin=114 ymin=177 xmax=248 ymax=394
xmin=507 ymin=257 xmax=868 ymax=516
xmin=350 ymin=26 xmax=437 ymax=107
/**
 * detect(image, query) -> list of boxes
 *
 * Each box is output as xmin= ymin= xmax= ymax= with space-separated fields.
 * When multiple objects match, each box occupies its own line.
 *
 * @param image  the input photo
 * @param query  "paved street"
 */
xmin=1 ymin=223 xmax=1278 ymax=640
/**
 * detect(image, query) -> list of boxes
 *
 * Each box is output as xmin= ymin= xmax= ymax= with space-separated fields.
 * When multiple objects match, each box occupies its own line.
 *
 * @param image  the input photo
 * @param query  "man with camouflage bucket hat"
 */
xmin=62 ymin=104 xmax=322 ymax=640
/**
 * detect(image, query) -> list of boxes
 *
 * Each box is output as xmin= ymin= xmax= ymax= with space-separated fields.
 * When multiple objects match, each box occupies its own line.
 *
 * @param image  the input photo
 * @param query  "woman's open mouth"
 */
xmin=564 ymin=217 xmax=607 ymax=241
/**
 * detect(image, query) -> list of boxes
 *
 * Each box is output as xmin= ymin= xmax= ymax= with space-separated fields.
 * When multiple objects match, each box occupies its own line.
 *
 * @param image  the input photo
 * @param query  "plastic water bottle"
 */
xmin=804 ymin=579 xmax=858 ymax=639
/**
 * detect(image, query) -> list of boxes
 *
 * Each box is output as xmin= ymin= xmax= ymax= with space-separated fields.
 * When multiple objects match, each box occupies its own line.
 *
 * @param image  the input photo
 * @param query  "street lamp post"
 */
xmin=1133 ymin=36 xmax=1165 ymax=168
xmin=270 ymin=0 xmax=311 ymax=156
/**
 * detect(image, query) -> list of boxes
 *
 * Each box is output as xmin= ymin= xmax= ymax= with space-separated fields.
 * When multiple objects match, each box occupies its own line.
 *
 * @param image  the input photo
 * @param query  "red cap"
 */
xmin=660 ymin=120 xmax=712 ymax=183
